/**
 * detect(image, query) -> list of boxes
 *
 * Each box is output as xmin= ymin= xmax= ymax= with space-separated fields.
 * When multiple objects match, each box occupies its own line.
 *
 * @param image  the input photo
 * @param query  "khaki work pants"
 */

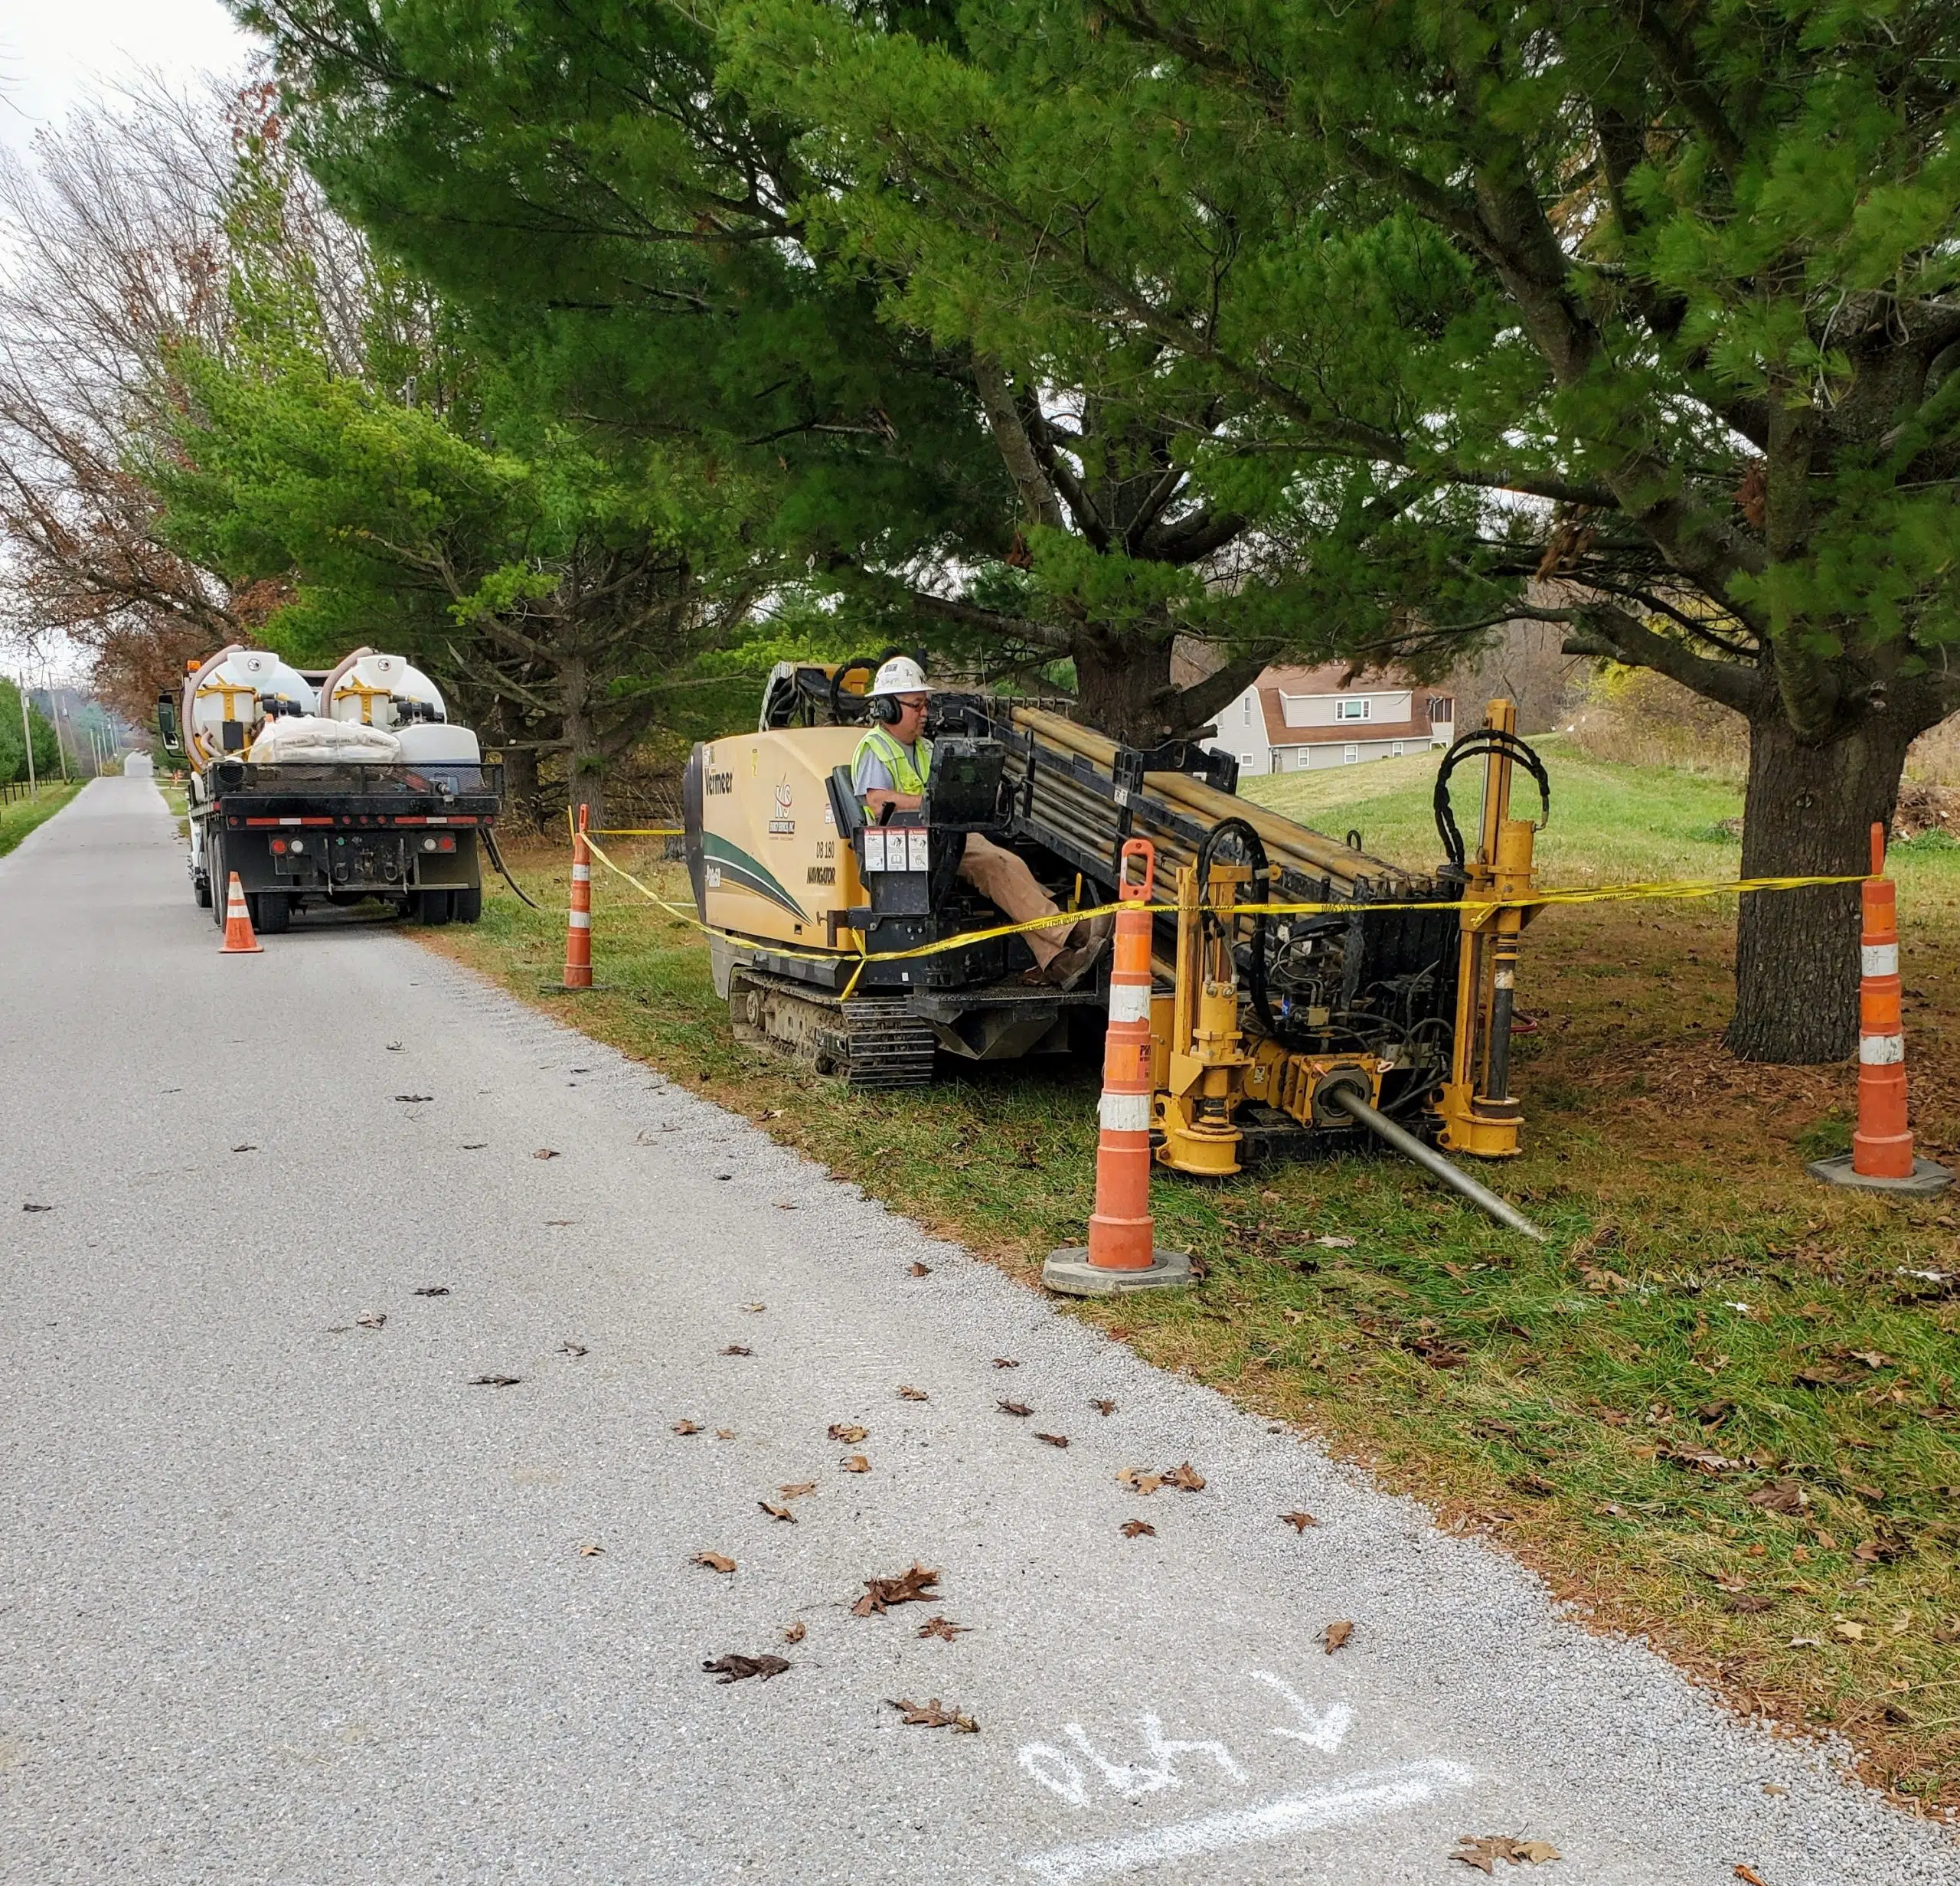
xmin=959 ymin=834 xmax=1067 ymax=969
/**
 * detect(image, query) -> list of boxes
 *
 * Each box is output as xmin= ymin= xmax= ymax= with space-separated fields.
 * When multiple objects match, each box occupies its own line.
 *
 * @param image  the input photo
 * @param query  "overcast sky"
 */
xmin=0 ymin=0 xmax=257 ymax=163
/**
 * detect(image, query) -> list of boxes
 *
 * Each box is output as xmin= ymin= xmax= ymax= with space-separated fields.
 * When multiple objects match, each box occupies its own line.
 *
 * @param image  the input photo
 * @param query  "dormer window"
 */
xmin=1334 ymin=698 xmax=1371 ymax=721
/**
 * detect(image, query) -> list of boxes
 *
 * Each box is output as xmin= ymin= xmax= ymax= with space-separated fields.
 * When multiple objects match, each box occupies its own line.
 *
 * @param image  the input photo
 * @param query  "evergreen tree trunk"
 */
xmin=560 ymin=653 xmax=606 ymax=836
xmin=1726 ymin=708 xmax=1918 ymax=1064
xmin=1072 ymin=633 xmax=1177 ymax=745
xmin=500 ymin=743 xmax=540 ymax=834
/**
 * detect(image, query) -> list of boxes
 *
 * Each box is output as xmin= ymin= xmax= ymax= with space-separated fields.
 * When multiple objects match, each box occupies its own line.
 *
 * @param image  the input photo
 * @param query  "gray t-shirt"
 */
xmin=852 ymin=737 xmax=928 ymax=798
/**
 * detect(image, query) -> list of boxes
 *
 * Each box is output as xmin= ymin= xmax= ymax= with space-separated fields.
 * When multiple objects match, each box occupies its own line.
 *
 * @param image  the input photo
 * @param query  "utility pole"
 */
xmin=18 ymin=673 xmax=34 ymax=795
xmin=46 ymin=672 xmax=70 ymax=783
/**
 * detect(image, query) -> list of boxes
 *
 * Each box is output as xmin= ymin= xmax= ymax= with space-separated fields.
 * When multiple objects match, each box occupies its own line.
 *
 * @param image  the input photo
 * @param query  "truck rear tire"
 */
xmin=255 ymin=891 xmax=291 ymax=934
xmin=419 ymin=888 xmax=454 ymax=925
xmin=208 ymin=835 xmax=227 ymax=927
xmin=454 ymin=885 xmax=482 ymax=924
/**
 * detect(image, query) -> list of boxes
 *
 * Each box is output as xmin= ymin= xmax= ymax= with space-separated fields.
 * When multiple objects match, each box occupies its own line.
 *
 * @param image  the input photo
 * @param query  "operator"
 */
xmin=853 ymin=656 xmax=1106 ymax=989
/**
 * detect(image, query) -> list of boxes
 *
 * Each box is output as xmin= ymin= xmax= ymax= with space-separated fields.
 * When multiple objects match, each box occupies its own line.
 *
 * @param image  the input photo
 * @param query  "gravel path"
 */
xmin=2 ymin=776 xmax=1954 ymax=1884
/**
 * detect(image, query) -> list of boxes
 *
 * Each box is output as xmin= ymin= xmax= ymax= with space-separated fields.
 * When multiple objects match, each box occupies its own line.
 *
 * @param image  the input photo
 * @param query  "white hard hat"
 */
xmin=867 ymin=655 xmax=932 ymax=698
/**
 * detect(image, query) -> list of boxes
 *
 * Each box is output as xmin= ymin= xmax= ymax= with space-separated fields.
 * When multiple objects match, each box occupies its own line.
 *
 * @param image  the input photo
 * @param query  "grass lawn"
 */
xmin=421 ymin=745 xmax=1960 ymax=1810
xmin=0 ymin=780 xmax=87 ymax=858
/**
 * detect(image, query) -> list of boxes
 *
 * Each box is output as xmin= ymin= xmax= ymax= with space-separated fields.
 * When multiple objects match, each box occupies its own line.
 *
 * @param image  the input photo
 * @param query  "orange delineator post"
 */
xmin=563 ymin=803 xmax=593 ymax=990
xmin=1808 ymin=822 xmax=1949 ymax=1195
xmin=218 ymin=871 xmax=263 ymax=955
xmin=1043 ymin=838 xmax=1191 ymax=1296
xmin=1855 ymin=822 xmax=1913 ymax=1178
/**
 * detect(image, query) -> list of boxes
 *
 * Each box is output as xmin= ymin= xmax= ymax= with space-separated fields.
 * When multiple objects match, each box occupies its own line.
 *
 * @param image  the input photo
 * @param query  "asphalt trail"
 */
xmin=1 ymin=778 xmax=1952 ymax=1884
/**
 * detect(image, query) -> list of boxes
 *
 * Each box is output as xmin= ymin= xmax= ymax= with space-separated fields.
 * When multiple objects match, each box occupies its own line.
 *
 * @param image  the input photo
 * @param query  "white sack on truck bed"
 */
xmin=248 ymin=715 xmax=402 ymax=764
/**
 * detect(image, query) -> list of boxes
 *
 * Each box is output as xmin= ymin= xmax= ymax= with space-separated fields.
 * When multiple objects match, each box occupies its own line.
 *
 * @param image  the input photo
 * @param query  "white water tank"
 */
xmin=187 ymin=649 xmax=317 ymax=766
xmin=323 ymin=653 xmax=479 ymax=762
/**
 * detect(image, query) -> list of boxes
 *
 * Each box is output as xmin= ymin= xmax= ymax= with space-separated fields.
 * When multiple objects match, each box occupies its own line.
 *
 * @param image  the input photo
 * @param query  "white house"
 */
xmin=1211 ymin=664 xmax=1455 ymax=776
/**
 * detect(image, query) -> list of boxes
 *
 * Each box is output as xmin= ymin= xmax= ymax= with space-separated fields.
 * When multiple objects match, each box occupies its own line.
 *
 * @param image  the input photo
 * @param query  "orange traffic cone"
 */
xmin=219 ymin=871 xmax=263 ymax=955
xmin=1809 ymin=822 xmax=1949 ymax=1195
xmin=563 ymin=802 xmax=593 ymax=989
xmin=1044 ymin=838 xmax=1191 ymax=1296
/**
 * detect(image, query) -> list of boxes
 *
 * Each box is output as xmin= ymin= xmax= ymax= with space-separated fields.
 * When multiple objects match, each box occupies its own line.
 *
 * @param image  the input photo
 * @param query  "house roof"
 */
xmin=1243 ymin=664 xmax=1454 ymax=750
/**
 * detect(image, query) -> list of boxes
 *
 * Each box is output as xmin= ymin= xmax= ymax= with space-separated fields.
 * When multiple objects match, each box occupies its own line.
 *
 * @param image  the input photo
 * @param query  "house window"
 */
xmin=1243 ymin=698 xmax=1253 ymax=724
xmin=1335 ymin=698 xmax=1370 ymax=721
xmin=1342 ymin=743 xmax=1358 ymax=764
xmin=1240 ymin=752 xmax=1255 ymax=770
xmin=1391 ymin=740 xmax=1404 ymax=758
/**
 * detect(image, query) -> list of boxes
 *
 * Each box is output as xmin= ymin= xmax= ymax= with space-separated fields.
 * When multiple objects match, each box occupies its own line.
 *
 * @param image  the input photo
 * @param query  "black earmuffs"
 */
xmin=871 ymin=692 xmax=903 ymax=725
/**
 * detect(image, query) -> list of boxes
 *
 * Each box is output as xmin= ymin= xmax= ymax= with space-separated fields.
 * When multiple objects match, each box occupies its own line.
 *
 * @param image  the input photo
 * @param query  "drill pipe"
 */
xmin=1325 ymin=1087 xmax=1546 ymax=1240
xmin=1011 ymin=706 xmax=1423 ymax=892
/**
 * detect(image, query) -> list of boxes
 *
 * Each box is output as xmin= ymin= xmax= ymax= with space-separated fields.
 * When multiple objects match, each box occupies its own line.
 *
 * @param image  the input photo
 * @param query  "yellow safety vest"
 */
xmin=854 ymin=725 xmax=933 ymax=806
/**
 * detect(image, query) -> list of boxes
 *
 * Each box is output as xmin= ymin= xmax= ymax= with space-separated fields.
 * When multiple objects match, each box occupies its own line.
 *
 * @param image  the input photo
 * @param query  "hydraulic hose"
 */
xmin=482 ymin=825 xmax=541 ymax=910
xmin=1323 ymin=1086 xmax=1546 ymax=1240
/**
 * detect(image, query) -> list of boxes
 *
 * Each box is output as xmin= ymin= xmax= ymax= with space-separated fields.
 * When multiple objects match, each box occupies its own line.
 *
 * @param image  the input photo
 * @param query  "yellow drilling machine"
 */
xmin=683 ymin=659 xmax=1549 ymax=1229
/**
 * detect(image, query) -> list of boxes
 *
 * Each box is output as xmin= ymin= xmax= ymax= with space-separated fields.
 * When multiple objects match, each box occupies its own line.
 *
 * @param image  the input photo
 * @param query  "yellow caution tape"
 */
xmin=566 ymin=814 xmax=1873 ymax=985
xmin=590 ymin=826 xmax=683 ymax=837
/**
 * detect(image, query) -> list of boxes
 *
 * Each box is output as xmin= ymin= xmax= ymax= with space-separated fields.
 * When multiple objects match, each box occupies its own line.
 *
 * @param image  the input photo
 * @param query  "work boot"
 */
xmin=1061 ymin=911 xmax=1115 ymax=949
xmin=1044 ymin=935 xmax=1108 ymax=992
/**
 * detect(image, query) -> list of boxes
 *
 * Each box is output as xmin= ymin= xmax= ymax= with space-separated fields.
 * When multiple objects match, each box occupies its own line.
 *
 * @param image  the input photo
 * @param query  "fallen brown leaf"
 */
xmin=1735 ymin=1868 xmax=1768 ymax=1886
xmin=841 ymin=1453 xmax=870 ymax=1473
xmin=723 ymin=1344 xmax=753 ymax=1357
xmin=1321 ymin=1620 xmax=1354 ymax=1654
xmin=1164 ymin=1461 xmax=1206 ymax=1492
xmin=993 ymin=1358 xmax=1020 ymax=1369
xmin=469 ymin=1375 xmax=521 ymax=1388
xmin=887 ymin=1696 xmax=977 ymax=1732
xmin=917 ymin=1616 xmax=971 ymax=1641
xmin=533 ymin=1149 xmax=558 ymax=1159
xmin=693 ymin=1552 xmax=737 ymax=1574
xmin=909 ymin=1262 xmax=932 ymax=1277
xmin=355 ymin=1311 xmax=386 ymax=1330
xmin=1119 ymin=1468 xmax=1164 ymax=1495
xmin=577 ymin=1543 xmax=605 ymax=1558
xmin=412 ymin=1286 xmax=449 ymax=1297
xmin=673 ymin=1419 xmax=701 ymax=1435
xmin=783 ymin=1621 xmax=806 ymax=1644
xmin=1120 ymin=1520 xmax=1155 ymax=1538
xmin=778 ymin=1482 xmax=817 ymax=1499
xmin=1452 ymin=1835 xmax=1561 ymax=1872
xmin=1035 ymin=1433 xmax=1070 ymax=1448
xmin=1282 ymin=1512 xmax=1319 ymax=1532
xmin=740 ymin=1302 xmax=765 ymax=1312
xmin=560 ymin=1342 xmax=588 ymax=1358
xmin=1731 ymin=1594 xmax=1776 ymax=1613
xmin=897 ymin=1386 xmax=929 ymax=1401
xmin=1091 ymin=1398 xmax=1116 ymax=1416
xmin=853 ymin=1563 xmax=940 ymax=1616
xmin=1748 ymin=1479 xmax=1810 ymax=1514
xmin=1658 ymin=1444 xmax=1752 ymax=1476
xmin=998 ymin=1400 xmax=1034 ymax=1417
xmin=759 ymin=1502 xmax=797 ymax=1524
xmin=715 ymin=1428 xmax=737 ymax=1440
xmin=703 ymin=1653 xmax=790 ymax=1685
xmin=829 ymin=1423 xmax=868 ymax=1443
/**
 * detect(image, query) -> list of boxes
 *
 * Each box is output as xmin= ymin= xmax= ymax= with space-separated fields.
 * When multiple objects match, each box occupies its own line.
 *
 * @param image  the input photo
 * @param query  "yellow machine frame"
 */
xmin=1148 ymin=699 xmax=1538 ymax=1175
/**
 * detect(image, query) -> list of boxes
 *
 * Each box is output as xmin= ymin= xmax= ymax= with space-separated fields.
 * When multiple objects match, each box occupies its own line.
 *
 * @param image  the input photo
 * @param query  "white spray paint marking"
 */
xmin=1018 ymin=1758 xmax=1476 ymax=1883
xmin=1060 ymin=1716 xmax=1248 ymax=1797
xmin=1019 ymin=1745 xmax=1089 ymax=1807
xmin=1246 ymin=1671 xmax=1354 ymax=1752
